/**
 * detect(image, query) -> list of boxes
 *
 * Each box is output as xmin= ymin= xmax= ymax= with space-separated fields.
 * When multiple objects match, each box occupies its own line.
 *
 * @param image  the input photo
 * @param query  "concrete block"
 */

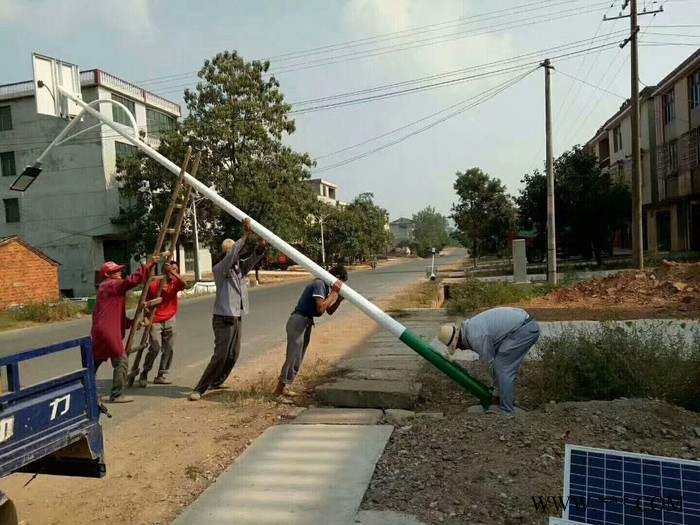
xmin=352 ymin=510 xmax=427 ymax=525
xmin=290 ymin=408 xmax=383 ymax=425
xmin=339 ymin=357 xmax=424 ymax=372
xmin=345 ymin=368 xmax=415 ymax=382
xmin=384 ymin=409 xmax=415 ymax=424
xmin=415 ymin=412 xmax=444 ymax=420
xmin=316 ymin=379 xmax=422 ymax=409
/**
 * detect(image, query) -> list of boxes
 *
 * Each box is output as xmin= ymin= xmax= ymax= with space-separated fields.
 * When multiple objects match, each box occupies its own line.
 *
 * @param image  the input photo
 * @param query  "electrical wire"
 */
xmin=311 ymin=68 xmax=538 ymax=174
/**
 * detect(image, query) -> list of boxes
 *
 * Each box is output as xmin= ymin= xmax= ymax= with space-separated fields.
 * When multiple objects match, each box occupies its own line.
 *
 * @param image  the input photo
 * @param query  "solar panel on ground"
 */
xmin=563 ymin=445 xmax=700 ymax=525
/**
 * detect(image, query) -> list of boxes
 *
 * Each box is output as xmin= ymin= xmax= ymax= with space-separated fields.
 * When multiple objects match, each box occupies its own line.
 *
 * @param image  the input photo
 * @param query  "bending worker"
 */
xmin=438 ymin=307 xmax=540 ymax=415
xmin=273 ymin=266 xmax=347 ymax=402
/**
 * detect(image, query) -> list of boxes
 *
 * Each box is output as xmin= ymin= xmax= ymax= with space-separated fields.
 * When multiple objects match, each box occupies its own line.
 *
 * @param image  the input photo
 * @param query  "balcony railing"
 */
xmin=0 ymin=71 xmax=181 ymax=118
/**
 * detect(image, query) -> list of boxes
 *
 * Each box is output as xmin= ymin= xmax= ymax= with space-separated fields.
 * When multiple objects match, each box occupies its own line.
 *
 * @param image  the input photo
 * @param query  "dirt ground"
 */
xmin=361 ymin=264 xmax=700 ymax=524
xmin=362 ymin=367 xmax=700 ymax=525
xmin=514 ymin=260 xmax=700 ymax=320
xmin=4 ymin=307 xmax=381 ymax=525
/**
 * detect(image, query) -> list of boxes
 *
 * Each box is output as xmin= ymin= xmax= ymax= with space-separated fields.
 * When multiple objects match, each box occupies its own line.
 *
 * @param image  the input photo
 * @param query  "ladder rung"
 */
xmin=144 ymin=297 xmax=163 ymax=308
xmin=166 ymin=228 xmax=176 ymax=234
xmin=128 ymin=344 xmax=147 ymax=355
xmin=174 ymin=203 xmax=184 ymax=209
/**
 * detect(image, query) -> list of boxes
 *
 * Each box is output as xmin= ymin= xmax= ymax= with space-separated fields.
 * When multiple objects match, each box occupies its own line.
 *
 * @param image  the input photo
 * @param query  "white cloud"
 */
xmin=0 ymin=0 xmax=155 ymax=42
xmin=342 ymin=0 xmax=515 ymax=98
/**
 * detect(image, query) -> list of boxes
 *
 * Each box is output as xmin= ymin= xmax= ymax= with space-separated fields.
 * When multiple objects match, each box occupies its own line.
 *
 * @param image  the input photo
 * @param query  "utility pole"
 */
xmin=605 ymin=0 xmax=663 ymax=270
xmin=543 ymin=58 xmax=557 ymax=284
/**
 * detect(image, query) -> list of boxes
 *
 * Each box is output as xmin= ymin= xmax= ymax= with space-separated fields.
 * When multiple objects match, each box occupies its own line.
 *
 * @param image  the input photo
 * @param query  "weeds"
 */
xmin=390 ymin=280 xmax=442 ymax=310
xmin=0 ymin=300 xmax=84 ymax=329
xmin=524 ymin=323 xmax=700 ymax=411
xmin=445 ymin=279 xmax=558 ymax=316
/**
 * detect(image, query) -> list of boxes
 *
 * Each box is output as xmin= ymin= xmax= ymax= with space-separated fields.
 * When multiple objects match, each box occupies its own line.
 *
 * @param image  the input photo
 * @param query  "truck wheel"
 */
xmin=0 ymin=497 xmax=19 ymax=525
xmin=527 ymin=249 xmax=544 ymax=264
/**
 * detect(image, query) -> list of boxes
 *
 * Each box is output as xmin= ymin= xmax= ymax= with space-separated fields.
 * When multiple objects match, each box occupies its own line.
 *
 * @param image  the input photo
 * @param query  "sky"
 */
xmin=1 ymin=0 xmax=698 ymax=221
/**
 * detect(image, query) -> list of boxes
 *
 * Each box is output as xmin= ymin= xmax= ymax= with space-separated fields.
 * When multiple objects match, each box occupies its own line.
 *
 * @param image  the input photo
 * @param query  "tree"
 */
xmin=452 ymin=168 xmax=517 ymax=260
xmin=516 ymin=146 xmax=632 ymax=265
xmin=114 ymin=50 xmax=318 ymax=256
xmin=411 ymin=206 xmax=449 ymax=257
xmin=313 ymin=194 xmax=392 ymax=264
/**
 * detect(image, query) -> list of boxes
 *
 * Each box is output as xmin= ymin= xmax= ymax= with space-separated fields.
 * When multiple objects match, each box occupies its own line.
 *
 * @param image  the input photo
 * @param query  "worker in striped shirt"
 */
xmin=438 ymin=307 xmax=540 ymax=415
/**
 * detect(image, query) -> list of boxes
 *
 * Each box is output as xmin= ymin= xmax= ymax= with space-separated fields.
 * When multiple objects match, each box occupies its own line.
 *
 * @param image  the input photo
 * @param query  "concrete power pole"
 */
xmin=543 ymin=59 xmax=557 ymax=284
xmin=605 ymin=0 xmax=663 ymax=270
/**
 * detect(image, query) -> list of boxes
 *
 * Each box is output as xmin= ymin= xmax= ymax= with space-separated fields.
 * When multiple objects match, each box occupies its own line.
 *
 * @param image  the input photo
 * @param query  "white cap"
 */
xmin=437 ymin=324 xmax=459 ymax=355
xmin=221 ymin=238 xmax=235 ymax=252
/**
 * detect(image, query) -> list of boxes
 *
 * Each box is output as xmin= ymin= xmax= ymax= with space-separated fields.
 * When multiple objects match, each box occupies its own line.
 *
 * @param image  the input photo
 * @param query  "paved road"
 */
xmin=0 ymin=251 xmax=465 ymax=425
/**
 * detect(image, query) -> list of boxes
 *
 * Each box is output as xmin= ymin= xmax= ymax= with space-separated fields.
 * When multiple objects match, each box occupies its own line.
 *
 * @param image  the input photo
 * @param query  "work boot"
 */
xmin=109 ymin=396 xmax=134 ymax=404
xmin=138 ymin=375 xmax=148 ymax=388
xmin=153 ymin=376 xmax=172 ymax=385
xmin=188 ymin=392 xmax=201 ymax=401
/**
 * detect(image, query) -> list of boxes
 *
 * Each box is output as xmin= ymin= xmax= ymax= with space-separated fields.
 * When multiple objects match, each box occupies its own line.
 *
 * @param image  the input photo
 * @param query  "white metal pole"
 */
xmin=58 ymin=86 xmax=405 ymax=335
xmin=50 ymin=85 xmax=493 ymax=405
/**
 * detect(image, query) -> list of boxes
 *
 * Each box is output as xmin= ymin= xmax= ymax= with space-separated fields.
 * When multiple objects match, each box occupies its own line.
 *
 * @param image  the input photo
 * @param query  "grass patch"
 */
xmin=445 ymin=278 xmax=559 ymax=316
xmin=389 ymin=280 xmax=442 ymax=310
xmin=0 ymin=300 xmax=85 ymax=331
xmin=524 ymin=323 xmax=700 ymax=411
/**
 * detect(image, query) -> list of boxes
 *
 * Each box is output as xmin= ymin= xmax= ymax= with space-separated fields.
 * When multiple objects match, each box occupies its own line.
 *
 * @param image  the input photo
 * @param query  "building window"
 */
xmin=0 ymin=106 xmax=11 ymax=131
xmin=0 ymin=151 xmax=16 ymax=177
xmin=112 ymin=94 xmax=136 ymax=126
xmin=692 ymin=70 xmax=700 ymax=109
xmin=669 ymin=140 xmax=678 ymax=173
xmin=3 ymin=198 xmax=20 ymax=223
xmin=115 ymin=141 xmax=138 ymax=160
xmin=613 ymin=126 xmax=622 ymax=153
xmin=146 ymin=108 xmax=175 ymax=139
xmin=663 ymin=89 xmax=676 ymax=124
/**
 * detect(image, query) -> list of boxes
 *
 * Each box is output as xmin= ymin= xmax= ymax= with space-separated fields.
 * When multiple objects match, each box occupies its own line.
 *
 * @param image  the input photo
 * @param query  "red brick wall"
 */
xmin=0 ymin=241 xmax=59 ymax=308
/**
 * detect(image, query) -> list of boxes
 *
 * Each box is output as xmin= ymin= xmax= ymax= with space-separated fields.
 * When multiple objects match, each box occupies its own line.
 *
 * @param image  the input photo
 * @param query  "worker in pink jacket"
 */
xmin=91 ymin=255 xmax=160 ymax=403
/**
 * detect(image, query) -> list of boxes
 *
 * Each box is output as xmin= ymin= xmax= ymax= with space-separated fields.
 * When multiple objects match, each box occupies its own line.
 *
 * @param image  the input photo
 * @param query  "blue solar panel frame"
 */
xmin=563 ymin=445 xmax=700 ymax=525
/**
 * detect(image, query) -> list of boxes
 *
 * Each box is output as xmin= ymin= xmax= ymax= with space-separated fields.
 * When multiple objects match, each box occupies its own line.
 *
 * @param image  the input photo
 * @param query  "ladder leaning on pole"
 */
xmin=125 ymin=147 xmax=201 ymax=388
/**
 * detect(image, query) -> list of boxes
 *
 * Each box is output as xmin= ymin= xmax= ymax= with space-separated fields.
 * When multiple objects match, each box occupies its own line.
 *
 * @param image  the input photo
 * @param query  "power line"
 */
xmin=555 ymin=69 xmax=628 ymax=99
xmin=292 ymin=42 xmax=622 ymax=115
xmin=135 ymin=0 xmax=597 ymax=87
xmin=311 ymin=68 xmax=537 ymax=174
xmin=150 ymin=1 xmax=614 ymax=96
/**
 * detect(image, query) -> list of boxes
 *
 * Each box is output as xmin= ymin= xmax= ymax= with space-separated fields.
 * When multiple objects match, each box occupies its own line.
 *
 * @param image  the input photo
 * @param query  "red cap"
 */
xmin=99 ymin=261 xmax=126 ymax=282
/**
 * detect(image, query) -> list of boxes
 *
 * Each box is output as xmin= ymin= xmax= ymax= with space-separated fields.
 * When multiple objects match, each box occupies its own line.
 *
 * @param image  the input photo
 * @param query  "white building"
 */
xmin=306 ymin=178 xmax=348 ymax=208
xmin=0 ymin=69 xmax=210 ymax=297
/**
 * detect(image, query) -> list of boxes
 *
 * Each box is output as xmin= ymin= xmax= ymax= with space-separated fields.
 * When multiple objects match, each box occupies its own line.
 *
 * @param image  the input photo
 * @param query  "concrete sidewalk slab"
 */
xmin=339 ymin=357 xmax=424 ymax=372
xmin=290 ymin=408 xmax=383 ymax=425
xmin=345 ymin=369 xmax=414 ymax=382
xmin=352 ymin=510 xmax=427 ymax=525
xmin=173 ymin=424 xmax=394 ymax=525
xmin=316 ymin=379 xmax=421 ymax=409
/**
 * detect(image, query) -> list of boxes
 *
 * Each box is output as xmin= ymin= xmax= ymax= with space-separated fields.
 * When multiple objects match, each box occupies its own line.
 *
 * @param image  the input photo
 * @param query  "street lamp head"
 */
xmin=10 ymin=161 xmax=43 ymax=192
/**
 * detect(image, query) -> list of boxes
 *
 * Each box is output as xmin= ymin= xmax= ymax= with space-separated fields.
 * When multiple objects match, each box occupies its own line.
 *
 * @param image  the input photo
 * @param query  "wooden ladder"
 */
xmin=125 ymin=147 xmax=201 ymax=388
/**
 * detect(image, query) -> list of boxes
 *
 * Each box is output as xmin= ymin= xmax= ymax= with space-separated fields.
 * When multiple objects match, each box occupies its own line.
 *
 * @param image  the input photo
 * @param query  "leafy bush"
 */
xmin=524 ymin=323 xmax=700 ymax=411
xmin=1 ymin=300 xmax=84 ymax=325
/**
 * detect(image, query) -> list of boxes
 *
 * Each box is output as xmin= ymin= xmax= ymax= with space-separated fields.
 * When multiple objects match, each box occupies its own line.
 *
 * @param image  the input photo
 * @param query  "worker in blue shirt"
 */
xmin=438 ymin=307 xmax=540 ymax=415
xmin=273 ymin=266 xmax=347 ymax=402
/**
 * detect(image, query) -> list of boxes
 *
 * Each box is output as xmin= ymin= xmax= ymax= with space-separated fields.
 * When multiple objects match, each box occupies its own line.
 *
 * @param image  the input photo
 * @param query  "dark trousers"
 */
xmin=193 ymin=315 xmax=241 ymax=394
xmin=141 ymin=319 xmax=175 ymax=378
xmin=279 ymin=313 xmax=314 ymax=385
xmin=95 ymin=356 xmax=128 ymax=400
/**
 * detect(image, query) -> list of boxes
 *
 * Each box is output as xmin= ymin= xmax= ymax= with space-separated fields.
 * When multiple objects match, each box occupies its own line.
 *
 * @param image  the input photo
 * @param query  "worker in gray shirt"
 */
xmin=437 ymin=307 xmax=540 ymax=415
xmin=189 ymin=218 xmax=266 ymax=401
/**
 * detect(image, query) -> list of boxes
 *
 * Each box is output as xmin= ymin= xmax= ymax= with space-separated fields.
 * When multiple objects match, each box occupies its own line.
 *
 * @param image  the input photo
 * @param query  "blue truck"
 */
xmin=0 ymin=337 xmax=106 ymax=524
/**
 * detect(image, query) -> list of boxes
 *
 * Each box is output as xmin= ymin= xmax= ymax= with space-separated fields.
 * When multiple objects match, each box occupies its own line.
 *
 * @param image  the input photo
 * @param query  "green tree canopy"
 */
xmin=411 ymin=206 xmax=449 ymax=257
xmin=113 ymin=50 xmax=318 ymax=255
xmin=452 ymin=168 xmax=517 ymax=258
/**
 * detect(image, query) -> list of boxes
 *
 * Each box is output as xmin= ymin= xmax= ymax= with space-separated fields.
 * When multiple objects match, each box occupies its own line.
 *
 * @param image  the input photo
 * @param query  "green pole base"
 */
xmin=399 ymin=329 xmax=492 ymax=408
